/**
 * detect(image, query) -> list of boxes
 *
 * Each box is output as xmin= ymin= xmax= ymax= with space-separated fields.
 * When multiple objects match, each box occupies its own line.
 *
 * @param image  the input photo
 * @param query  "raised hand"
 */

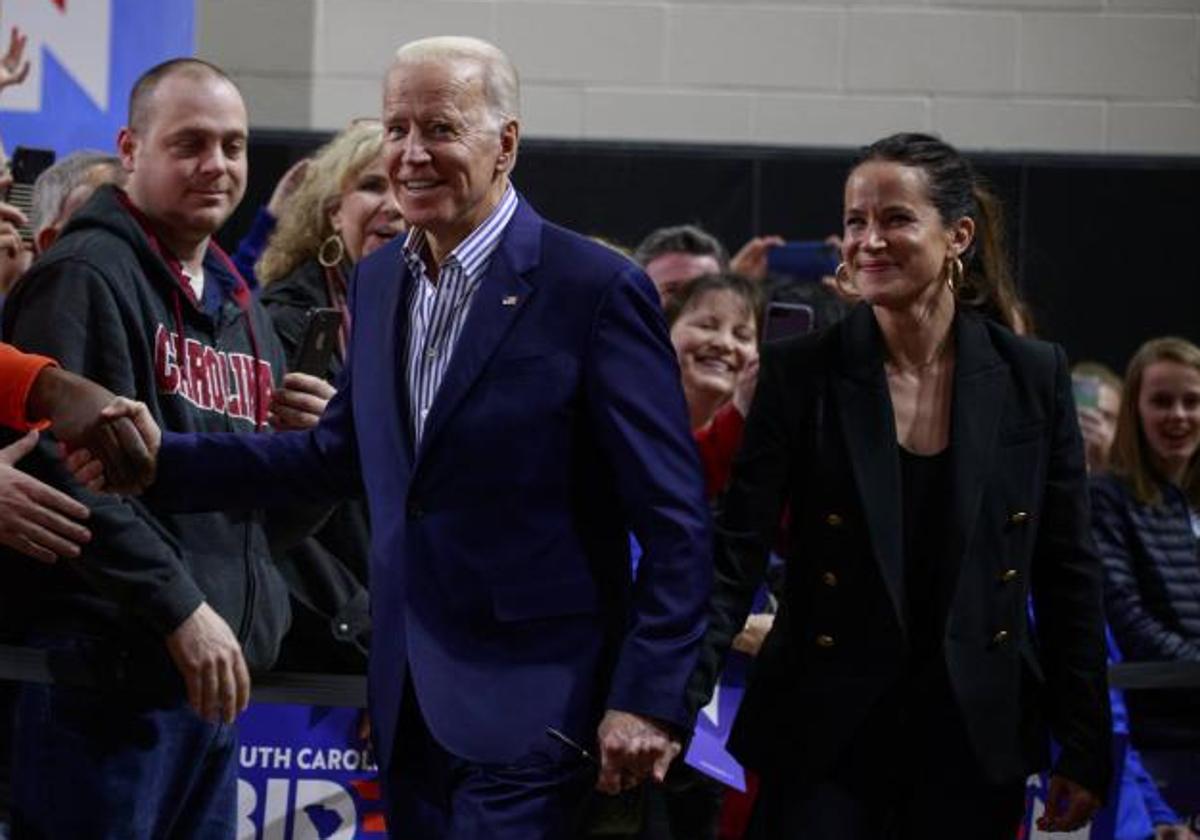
xmin=1077 ymin=406 xmax=1115 ymax=474
xmin=266 ymin=158 xmax=311 ymax=218
xmin=729 ymin=235 xmax=785 ymax=282
xmin=0 ymin=26 xmax=30 ymax=93
xmin=0 ymin=199 xmax=25 ymax=258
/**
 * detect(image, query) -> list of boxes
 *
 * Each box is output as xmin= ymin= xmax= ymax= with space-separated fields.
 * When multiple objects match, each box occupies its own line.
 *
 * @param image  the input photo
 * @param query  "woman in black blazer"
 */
xmin=689 ymin=134 xmax=1111 ymax=838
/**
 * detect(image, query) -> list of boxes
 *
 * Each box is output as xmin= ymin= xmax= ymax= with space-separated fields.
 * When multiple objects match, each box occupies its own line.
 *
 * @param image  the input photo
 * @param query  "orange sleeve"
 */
xmin=0 ymin=342 xmax=57 ymax=431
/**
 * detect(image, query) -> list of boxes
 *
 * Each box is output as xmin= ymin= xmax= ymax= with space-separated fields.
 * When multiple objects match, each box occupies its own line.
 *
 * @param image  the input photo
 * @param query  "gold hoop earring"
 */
xmin=318 ymin=234 xmax=346 ymax=268
xmin=946 ymin=256 xmax=964 ymax=294
xmin=834 ymin=261 xmax=855 ymax=297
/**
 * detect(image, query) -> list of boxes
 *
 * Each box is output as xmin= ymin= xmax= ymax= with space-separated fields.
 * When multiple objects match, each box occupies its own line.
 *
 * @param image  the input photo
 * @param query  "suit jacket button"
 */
xmin=1009 ymin=511 xmax=1029 ymax=525
xmin=999 ymin=569 xmax=1019 ymax=584
xmin=991 ymin=630 xmax=1010 ymax=646
xmin=825 ymin=513 xmax=844 ymax=528
xmin=407 ymin=501 xmax=424 ymax=519
xmin=816 ymin=634 xmax=835 ymax=649
xmin=821 ymin=571 xmax=838 ymax=588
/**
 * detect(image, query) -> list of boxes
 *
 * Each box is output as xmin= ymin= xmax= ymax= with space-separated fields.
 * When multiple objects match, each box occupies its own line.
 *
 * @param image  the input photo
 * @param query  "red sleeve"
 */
xmin=693 ymin=401 xmax=746 ymax=499
xmin=0 ymin=342 xmax=56 ymax=431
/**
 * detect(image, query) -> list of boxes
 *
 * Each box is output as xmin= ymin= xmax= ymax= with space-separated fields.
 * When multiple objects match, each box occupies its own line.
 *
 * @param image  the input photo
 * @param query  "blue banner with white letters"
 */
xmin=237 ymin=703 xmax=388 ymax=840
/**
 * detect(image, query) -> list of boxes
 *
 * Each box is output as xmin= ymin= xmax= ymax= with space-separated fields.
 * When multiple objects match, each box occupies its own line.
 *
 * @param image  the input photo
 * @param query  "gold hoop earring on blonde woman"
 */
xmin=318 ymin=234 xmax=346 ymax=268
xmin=945 ymin=256 xmax=964 ymax=295
xmin=834 ymin=262 xmax=855 ymax=296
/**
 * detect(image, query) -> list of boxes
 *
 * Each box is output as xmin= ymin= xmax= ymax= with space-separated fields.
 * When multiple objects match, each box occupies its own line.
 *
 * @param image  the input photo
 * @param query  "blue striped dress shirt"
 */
xmin=403 ymin=185 xmax=519 ymax=444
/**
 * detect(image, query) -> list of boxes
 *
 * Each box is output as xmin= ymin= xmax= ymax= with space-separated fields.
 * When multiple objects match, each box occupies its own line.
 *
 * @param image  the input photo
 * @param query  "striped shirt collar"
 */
xmin=401 ymin=183 xmax=518 ymax=281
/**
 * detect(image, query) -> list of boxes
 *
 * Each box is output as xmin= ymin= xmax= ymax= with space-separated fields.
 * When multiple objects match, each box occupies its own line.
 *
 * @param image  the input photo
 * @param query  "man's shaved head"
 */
xmin=127 ymin=57 xmax=239 ymax=133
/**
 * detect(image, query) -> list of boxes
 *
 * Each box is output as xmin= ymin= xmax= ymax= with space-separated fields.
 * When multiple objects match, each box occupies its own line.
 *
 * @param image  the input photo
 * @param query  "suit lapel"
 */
xmin=413 ymin=201 xmax=542 ymax=466
xmin=943 ymin=312 xmax=1008 ymax=606
xmin=832 ymin=306 xmax=907 ymax=632
xmin=383 ymin=247 xmax=416 ymax=465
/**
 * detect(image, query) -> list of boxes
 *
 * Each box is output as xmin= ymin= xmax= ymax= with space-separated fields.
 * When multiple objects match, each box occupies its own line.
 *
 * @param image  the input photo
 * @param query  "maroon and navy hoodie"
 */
xmin=1 ymin=184 xmax=291 ymax=673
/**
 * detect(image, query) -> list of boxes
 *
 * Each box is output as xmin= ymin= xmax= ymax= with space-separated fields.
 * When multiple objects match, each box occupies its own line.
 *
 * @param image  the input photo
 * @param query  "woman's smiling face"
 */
xmin=1138 ymin=359 xmax=1200 ymax=481
xmin=670 ymin=288 xmax=758 ymax=403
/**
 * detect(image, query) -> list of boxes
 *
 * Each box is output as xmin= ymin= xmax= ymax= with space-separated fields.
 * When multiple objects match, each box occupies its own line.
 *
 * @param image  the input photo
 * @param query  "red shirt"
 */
xmin=693 ymin=401 xmax=746 ymax=499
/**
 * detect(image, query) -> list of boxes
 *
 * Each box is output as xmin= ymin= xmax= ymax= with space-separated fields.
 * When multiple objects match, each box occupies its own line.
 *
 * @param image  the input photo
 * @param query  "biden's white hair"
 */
xmin=392 ymin=36 xmax=520 ymax=124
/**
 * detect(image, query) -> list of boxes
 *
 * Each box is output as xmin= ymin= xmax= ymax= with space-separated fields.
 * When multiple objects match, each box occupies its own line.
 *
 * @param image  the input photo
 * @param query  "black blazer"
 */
xmin=690 ymin=304 xmax=1112 ymax=795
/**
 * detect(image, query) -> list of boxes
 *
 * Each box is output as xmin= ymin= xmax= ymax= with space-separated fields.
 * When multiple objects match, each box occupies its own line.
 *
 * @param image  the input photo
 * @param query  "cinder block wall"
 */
xmin=198 ymin=0 xmax=1200 ymax=155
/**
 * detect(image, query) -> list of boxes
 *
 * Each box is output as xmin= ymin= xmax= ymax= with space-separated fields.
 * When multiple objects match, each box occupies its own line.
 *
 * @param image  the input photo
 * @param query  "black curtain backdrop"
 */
xmin=224 ymin=132 xmax=1200 ymax=375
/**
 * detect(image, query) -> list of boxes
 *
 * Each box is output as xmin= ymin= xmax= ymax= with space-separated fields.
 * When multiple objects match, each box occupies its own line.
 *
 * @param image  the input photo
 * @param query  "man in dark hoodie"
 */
xmin=0 ymin=58 xmax=291 ymax=838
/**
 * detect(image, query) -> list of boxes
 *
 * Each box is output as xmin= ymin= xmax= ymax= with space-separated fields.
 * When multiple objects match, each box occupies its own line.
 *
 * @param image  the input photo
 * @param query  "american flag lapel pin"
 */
xmin=501 ymin=295 xmax=519 ymax=306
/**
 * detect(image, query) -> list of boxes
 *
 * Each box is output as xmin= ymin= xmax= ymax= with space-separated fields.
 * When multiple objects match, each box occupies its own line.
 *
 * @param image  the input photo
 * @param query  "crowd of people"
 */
xmin=0 ymin=21 xmax=1197 ymax=840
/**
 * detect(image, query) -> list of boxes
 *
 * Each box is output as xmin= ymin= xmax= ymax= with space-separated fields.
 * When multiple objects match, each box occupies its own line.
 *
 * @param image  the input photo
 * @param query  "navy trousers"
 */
xmin=11 ymin=681 xmax=237 ymax=840
xmin=383 ymin=683 xmax=595 ymax=839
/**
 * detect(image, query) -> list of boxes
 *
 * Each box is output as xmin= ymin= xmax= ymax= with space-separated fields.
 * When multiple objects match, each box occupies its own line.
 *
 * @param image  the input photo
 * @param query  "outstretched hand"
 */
xmin=28 ymin=367 xmax=161 ymax=494
xmin=0 ymin=431 xmax=91 ymax=562
xmin=595 ymin=710 xmax=681 ymax=795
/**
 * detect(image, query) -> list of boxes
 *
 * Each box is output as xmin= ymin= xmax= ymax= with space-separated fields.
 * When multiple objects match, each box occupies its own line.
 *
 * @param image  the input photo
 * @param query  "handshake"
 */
xmin=1 ymin=365 xmax=335 ymax=724
xmin=2 ymin=367 xmax=335 ymax=561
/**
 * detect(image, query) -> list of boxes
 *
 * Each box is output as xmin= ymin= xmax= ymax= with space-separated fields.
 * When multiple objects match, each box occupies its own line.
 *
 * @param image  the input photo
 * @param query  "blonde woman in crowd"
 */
xmin=256 ymin=120 xmax=403 ymax=673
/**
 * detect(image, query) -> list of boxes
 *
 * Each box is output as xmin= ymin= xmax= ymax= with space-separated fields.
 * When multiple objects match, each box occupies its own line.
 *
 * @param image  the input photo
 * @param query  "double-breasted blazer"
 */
xmin=689 ymin=303 xmax=1112 ymax=795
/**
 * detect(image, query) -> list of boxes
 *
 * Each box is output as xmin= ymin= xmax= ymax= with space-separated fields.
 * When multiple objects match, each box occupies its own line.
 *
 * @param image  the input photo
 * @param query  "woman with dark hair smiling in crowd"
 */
xmin=688 ymin=133 xmax=1111 ymax=838
xmin=1092 ymin=336 xmax=1200 ymax=819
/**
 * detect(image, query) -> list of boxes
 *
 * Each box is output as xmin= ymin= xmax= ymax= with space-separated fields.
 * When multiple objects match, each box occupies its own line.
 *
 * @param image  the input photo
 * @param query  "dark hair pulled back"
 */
xmin=853 ymin=132 xmax=1026 ymax=333
xmin=663 ymin=272 xmax=764 ymax=337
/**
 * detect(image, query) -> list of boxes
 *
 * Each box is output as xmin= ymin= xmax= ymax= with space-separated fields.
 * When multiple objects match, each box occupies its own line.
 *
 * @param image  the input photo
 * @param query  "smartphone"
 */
xmin=4 ymin=147 xmax=57 ymax=244
xmin=765 ymin=241 xmax=839 ymax=282
xmin=1072 ymin=375 xmax=1101 ymax=411
xmin=762 ymin=301 xmax=815 ymax=344
xmin=291 ymin=308 xmax=342 ymax=377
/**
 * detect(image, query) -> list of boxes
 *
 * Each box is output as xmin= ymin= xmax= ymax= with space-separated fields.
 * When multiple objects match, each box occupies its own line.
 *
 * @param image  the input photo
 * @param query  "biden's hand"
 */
xmin=595 ymin=710 xmax=681 ymax=794
xmin=27 ymin=367 xmax=160 ymax=494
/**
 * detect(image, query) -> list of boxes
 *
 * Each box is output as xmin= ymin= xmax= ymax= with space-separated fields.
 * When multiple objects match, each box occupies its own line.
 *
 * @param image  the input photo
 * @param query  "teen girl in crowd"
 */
xmin=1092 ymin=337 xmax=1200 ymax=820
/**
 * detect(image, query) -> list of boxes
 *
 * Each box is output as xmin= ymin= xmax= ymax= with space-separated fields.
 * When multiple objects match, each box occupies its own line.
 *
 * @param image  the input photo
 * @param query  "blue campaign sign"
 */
xmin=238 ymin=703 xmax=388 ymax=840
xmin=685 ymin=649 xmax=749 ymax=792
xmin=0 ymin=0 xmax=194 ymax=156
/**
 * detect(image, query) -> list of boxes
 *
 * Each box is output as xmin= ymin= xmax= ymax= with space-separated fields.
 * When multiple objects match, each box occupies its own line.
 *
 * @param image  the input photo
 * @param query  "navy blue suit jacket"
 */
xmin=156 ymin=197 xmax=712 ymax=770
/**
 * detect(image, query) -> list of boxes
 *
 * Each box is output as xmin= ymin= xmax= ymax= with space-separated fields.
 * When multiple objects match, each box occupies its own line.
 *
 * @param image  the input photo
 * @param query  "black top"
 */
xmin=900 ymin=445 xmax=952 ymax=665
